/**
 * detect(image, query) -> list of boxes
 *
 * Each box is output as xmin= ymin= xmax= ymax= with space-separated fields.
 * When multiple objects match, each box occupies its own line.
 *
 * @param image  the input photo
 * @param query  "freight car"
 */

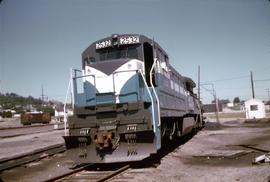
xmin=21 ymin=112 xmax=51 ymax=125
xmin=63 ymin=34 xmax=203 ymax=164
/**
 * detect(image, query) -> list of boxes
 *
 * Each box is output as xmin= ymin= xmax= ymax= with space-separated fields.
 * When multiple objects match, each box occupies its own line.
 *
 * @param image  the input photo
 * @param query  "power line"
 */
xmin=254 ymin=78 xmax=270 ymax=82
xmin=202 ymin=75 xmax=249 ymax=84
xmin=267 ymin=88 xmax=270 ymax=101
xmin=201 ymin=85 xmax=214 ymax=94
xmin=214 ymin=86 xmax=250 ymax=90
xmin=200 ymin=83 xmax=220 ymax=123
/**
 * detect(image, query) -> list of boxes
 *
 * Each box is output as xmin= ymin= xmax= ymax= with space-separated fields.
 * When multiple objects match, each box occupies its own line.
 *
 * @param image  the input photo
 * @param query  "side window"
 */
xmin=157 ymin=49 xmax=163 ymax=61
xmin=250 ymin=105 xmax=258 ymax=111
xmin=84 ymin=58 xmax=88 ymax=65
xmin=89 ymin=57 xmax=95 ymax=64
xmin=143 ymin=42 xmax=156 ymax=86
xmin=127 ymin=48 xmax=138 ymax=59
xmin=84 ymin=57 xmax=95 ymax=65
xmin=165 ymin=55 xmax=168 ymax=63
xmin=159 ymin=50 xmax=165 ymax=63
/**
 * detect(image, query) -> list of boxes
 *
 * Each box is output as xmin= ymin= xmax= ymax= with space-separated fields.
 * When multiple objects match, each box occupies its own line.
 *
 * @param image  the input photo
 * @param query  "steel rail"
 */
xmin=0 ymin=127 xmax=64 ymax=139
xmin=42 ymin=163 xmax=93 ymax=182
xmin=43 ymin=164 xmax=130 ymax=182
xmin=97 ymin=164 xmax=130 ymax=182
xmin=0 ymin=123 xmax=64 ymax=130
xmin=0 ymin=144 xmax=65 ymax=172
xmin=240 ymin=145 xmax=270 ymax=153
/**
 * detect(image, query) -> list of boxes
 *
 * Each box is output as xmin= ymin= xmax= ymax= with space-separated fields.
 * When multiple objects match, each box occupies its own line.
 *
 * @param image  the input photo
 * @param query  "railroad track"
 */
xmin=0 ymin=123 xmax=64 ymax=130
xmin=44 ymin=164 xmax=131 ymax=182
xmin=0 ymin=124 xmax=65 ymax=138
xmin=0 ymin=144 xmax=65 ymax=172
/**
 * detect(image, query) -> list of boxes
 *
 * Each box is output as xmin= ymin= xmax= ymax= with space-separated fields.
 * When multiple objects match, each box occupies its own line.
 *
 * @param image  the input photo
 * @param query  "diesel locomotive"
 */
xmin=63 ymin=34 xmax=203 ymax=164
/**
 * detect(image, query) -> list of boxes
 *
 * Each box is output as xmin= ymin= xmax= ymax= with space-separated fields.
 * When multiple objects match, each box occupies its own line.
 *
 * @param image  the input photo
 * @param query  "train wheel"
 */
xmin=168 ymin=122 xmax=176 ymax=140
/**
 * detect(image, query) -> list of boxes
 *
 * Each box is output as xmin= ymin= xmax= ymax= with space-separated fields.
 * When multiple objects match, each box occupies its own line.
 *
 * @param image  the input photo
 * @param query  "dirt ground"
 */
xmin=1 ymin=119 xmax=270 ymax=182
xmin=126 ymin=119 xmax=270 ymax=182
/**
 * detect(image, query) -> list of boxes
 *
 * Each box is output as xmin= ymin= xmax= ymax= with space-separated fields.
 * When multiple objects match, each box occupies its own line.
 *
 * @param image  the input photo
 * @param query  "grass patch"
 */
xmin=205 ymin=112 xmax=245 ymax=119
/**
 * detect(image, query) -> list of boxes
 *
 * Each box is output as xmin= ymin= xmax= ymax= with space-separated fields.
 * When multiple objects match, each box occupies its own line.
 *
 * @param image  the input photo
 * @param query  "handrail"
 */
xmin=138 ymin=69 xmax=156 ymax=132
xmin=63 ymin=68 xmax=73 ymax=136
xmin=73 ymin=74 xmax=95 ymax=79
xmin=150 ymin=58 xmax=161 ymax=127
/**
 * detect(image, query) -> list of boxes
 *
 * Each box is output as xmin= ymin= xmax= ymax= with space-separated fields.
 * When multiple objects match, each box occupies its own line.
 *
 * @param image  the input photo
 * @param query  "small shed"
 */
xmin=245 ymin=99 xmax=266 ymax=119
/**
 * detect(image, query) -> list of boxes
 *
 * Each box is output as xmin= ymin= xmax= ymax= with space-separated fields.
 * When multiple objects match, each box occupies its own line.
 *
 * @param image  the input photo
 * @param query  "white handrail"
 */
xmin=138 ymin=69 xmax=156 ymax=132
xmin=150 ymin=58 xmax=161 ymax=127
xmin=63 ymin=68 xmax=73 ymax=136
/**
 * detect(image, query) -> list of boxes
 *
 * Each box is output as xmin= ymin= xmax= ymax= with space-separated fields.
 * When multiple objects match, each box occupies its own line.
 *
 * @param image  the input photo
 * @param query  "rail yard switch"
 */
xmin=253 ymin=153 xmax=270 ymax=164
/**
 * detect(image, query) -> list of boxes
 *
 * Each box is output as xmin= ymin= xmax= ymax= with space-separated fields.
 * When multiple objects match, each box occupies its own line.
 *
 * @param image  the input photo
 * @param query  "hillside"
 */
xmin=0 ymin=93 xmax=60 ymax=116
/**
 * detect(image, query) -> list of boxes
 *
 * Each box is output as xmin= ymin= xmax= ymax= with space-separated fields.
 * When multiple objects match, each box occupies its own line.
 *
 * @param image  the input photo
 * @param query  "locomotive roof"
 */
xmin=82 ymin=33 xmax=169 ymax=60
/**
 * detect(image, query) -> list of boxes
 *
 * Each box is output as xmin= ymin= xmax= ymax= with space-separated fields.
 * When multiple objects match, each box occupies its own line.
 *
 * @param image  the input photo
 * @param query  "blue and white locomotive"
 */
xmin=64 ymin=34 xmax=203 ymax=164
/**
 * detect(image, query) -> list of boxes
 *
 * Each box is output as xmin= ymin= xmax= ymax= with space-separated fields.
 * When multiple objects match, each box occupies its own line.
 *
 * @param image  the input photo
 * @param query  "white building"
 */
xmin=245 ymin=99 xmax=266 ymax=119
xmin=227 ymin=102 xmax=234 ymax=108
xmin=54 ymin=108 xmax=73 ymax=122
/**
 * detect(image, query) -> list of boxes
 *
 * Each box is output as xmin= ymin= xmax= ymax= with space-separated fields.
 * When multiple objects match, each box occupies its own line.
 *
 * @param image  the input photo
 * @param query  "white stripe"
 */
xmin=84 ymin=59 xmax=143 ymax=101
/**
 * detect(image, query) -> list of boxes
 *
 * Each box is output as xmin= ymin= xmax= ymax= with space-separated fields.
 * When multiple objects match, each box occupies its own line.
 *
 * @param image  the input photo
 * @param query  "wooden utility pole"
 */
xmin=250 ymin=71 xmax=255 ymax=99
xmin=198 ymin=66 xmax=200 ymax=101
xmin=267 ymin=88 xmax=270 ymax=101
xmin=212 ymin=85 xmax=220 ymax=124
xmin=201 ymin=83 xmax=220 ymax=124
xmin=41 ymin=85 xmax=45 ymax=104
xmin=40 ymin=85 xmax=48 ymax=105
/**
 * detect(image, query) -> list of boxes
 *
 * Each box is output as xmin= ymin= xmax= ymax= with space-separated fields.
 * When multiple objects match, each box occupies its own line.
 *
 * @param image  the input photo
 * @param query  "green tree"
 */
xmin=233 ymin=97 xmax=240 ymax=105
xmin=1 ymin=111 xmax=12 ymax=118
xmin=39 ymin=106 xmax=55 ymax=116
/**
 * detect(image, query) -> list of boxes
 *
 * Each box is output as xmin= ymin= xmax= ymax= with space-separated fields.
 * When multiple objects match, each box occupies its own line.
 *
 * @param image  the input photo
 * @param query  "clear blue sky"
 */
xmin=1 ymin=0 xmax=270 ymax=104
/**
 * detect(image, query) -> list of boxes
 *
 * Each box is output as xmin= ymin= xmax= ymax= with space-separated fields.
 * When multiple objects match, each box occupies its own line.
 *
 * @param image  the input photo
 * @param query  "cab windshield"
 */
xmin=98 ymin=45 xmax=139 ymax=61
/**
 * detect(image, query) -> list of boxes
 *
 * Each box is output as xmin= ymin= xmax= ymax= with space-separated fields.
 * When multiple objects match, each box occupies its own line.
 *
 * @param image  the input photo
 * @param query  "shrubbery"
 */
xmin=0 ymin=111 xmax=12 ymax=118
xmin=0 ymin=93 xmax=57 ymax=117
xmin=37 ymin=106 xmax=55 ymax=116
